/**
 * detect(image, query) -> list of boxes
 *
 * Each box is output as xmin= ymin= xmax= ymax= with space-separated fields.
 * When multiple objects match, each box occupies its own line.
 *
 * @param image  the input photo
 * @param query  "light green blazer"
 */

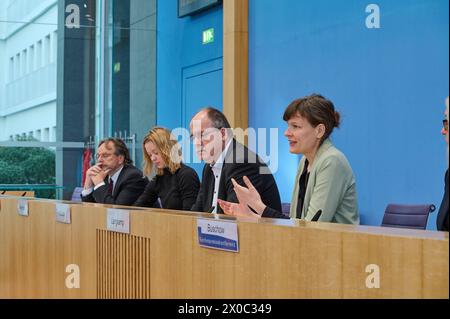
xmin=289 ymin=139 xmax=360 ymax=224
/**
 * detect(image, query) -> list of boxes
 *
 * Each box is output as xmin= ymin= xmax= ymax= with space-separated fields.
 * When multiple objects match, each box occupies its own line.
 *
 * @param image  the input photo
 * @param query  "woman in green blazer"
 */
xmin=218 ymin=94 xmax=359 ymax=224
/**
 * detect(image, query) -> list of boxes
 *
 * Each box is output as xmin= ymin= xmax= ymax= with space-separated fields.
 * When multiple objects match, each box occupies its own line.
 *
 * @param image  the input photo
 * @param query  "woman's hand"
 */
xmin=231 ymin=176 xmax=266 ymax=215
xmin=218 ymin=199 xmax=260 ymax=219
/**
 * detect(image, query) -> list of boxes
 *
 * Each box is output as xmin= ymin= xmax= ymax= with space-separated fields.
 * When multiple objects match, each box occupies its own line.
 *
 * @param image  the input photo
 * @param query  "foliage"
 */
xmin=0 ymin=143 xmax=56 ymax=198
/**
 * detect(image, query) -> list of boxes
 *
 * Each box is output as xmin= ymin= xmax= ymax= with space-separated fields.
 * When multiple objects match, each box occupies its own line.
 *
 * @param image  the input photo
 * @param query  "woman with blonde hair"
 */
xmin=134 ymin=127 xmax=200 ymax=210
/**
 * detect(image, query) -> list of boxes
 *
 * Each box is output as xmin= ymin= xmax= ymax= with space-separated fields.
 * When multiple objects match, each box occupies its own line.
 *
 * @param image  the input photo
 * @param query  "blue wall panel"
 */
xmin=249 ymin=0 xmax=449 ymax=228
xmin=157 ymin=0 xmax=223 ymax=130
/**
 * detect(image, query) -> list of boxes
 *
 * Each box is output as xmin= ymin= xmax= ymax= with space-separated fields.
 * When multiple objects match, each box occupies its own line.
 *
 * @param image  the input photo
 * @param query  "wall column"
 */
xmin=223 ymin=0 xmax=248 ymax=134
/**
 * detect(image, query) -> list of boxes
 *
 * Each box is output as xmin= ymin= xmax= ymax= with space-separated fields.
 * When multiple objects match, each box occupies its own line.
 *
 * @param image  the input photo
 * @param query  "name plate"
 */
xmin=17 ymin=199 xmax=29 ymax=217
xmin=197 ymin=219 xmax=239 ymax=252
xmin=107 ymin=209 xmax=130 ymax=234
xmin=55 ymin=203 xmax=71 ymax=224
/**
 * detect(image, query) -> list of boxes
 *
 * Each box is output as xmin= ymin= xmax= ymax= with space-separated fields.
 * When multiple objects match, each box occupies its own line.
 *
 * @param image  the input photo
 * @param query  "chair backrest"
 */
xmin=381 ymin=204 xmax=436 ymax=230
xmin=71 ymin=187 xmax=83 ymax=202
xmin=281 ymin=203 xmax=291 ymax=217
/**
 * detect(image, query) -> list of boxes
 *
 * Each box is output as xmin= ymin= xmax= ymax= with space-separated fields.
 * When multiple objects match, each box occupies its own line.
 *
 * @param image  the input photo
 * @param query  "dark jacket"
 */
xmin=437 ymin=169 xmax=449 ymax=231
xmin=134 ymin=163 xmax=200 ymax=210
xmin=191 ymin=139 xmax=282 ymax=215
xmin=81 ymin=164 xmax=148 ymax=206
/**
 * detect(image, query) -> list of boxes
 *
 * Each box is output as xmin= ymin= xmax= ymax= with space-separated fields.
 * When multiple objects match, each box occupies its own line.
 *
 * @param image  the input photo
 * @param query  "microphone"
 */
xmin=311 ymin=209 xmax=322 ymax=222
xmin=208 ymin=206 xmax=216 ymax=213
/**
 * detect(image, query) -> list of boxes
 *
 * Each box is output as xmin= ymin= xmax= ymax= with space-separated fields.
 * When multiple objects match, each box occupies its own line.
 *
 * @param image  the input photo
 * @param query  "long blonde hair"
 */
xmin=142 ymin=127 xmax=182 ymax=176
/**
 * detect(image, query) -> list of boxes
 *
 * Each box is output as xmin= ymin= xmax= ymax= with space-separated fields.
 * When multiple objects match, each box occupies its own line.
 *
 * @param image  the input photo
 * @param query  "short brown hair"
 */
xmin=142 ymin=127 xmax=182 ymax=176
xmin=98 ymin=138 xmax=132 ymax=165
xmin=283 ymin=94 xmax=341 ymax=142
xmin=203 ymin=107 xmax=231 ymax=129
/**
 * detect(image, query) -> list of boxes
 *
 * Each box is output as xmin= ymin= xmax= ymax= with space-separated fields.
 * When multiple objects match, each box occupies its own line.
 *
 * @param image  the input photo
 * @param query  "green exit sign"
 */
xmin=202 ymin=28 xmax=214 ymax=44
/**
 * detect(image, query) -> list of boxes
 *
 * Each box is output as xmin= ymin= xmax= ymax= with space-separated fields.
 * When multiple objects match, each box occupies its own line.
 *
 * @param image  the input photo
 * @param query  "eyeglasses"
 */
xmin=443 ymin=119 xmax=449 ymax=132
xmin=190 ymin=127 xmax=223 ymax=142
xmin=96 ymin=152 xmax=114 ymax=160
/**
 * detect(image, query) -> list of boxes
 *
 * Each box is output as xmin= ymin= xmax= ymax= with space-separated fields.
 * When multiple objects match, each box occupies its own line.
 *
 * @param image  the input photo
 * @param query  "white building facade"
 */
xmin=0 ymin=0 xmax=57 ymax=142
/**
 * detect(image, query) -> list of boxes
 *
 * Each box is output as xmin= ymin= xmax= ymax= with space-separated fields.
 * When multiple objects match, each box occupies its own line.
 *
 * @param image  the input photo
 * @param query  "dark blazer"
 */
xmin=437 ymin=169 xmax=449 ymax=231
xmin=191 ymin=139 xmax=282 ymax=215
xmin=81 ymin=164 xmax=148 ymax=206
xmin=134 ymin=163 xmax=200 ymax=210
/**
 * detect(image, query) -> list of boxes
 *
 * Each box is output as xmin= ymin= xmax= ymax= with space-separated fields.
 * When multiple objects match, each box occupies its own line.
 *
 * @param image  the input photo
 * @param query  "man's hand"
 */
xmin=91 ymin=167 xmax=110 ymax=186
xmin=83 ymin=164 xmax=103 ymax=189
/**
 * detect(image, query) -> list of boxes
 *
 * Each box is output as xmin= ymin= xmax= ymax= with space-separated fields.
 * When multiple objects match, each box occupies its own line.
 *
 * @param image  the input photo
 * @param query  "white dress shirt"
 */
xmin=210 ymin=139 xmax=233 ymax=213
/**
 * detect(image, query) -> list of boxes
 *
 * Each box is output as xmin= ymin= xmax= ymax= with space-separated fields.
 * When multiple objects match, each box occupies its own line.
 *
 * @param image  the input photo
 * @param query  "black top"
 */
xmin=261 ymin=160 xmax=311 ymax=220
xmin=260 ymin=205 xmax=289 ymax=219
xmin=81 ymin=164 xmax=148 ymax=206
xmin=437 ymin=169 xmax=449 ymax=231
xmin=296 ymin=159 xmax=310 ymax=219
xmin=191 ymin=139 xmax=282 ymax=216
xmin=134 ymin=163 xmax=200 ymax=211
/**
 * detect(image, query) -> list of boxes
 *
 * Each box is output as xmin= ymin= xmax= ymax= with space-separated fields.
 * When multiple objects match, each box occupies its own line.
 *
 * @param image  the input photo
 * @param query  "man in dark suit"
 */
xmin=437 ymin=97 xmax=449 ymax=231
xmin=437 ymin=170 xmax=449 ymax=231
xmin=190 ymin=107 xmax=281 ymax=215
xmin=81 ymin=138 xmax=147 ymax=206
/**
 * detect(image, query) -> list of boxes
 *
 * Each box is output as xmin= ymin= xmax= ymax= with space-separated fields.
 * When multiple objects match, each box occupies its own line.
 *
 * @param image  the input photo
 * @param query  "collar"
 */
xmin=308 ymin=138 xmax=333 ymax=170
xmin=210 ymin=138 xmax=233 ymax=170
xmin=109 ymin=165 xmax=124 ymax=184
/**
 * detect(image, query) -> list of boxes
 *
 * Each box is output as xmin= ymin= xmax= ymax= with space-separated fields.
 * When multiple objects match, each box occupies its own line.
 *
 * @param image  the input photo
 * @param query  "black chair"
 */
xmin=381 ymin=204 xmax=436 ymax=230
xmin=281 ymin=203 xmax=291 ymax=218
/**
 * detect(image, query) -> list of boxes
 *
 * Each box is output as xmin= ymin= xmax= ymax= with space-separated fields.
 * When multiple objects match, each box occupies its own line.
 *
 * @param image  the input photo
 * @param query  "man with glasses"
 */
xmin=81 ymin=138 xmax=148 ymax=205
xmin=437 ymin=97 xmax=449 ymax=231
xmin=189 ymin=107 xmax=282 ymax=216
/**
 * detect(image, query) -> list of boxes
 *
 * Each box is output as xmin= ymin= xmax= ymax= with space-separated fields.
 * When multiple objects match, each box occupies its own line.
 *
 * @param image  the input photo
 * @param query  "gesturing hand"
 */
xmin=218 ymin=199 xmax=260 ymax=219
xmin=231 ymin=176 xmax=266 ymax=215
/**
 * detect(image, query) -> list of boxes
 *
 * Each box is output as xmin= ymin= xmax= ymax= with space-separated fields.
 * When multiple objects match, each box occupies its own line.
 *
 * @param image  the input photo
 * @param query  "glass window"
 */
xmin=37 ymin=40 xmax=43 ymax=69
xmin=9 ymin=57 xmax=13 ymax=81
xmin=15 ymin=53 xmax=20 ymax=78
xmin=1 ymin=0 xmax=157 ymax=200
xmin=1 ymin=0 xmax=59 ymax=198
xmin=29 ymin=45 xmax=34 ymax=72
xmin=45 ymin=34 xmax=51 ymax=65
xmin=22 ymin=49 xmax=27 ymax=74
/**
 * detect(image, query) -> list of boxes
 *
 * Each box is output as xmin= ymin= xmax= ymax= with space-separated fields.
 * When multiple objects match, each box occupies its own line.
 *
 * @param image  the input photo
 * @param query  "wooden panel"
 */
xmin=223 ymin=0 xmax=248 ymax=136
xmin=28 ymin=200 xmax=55 ymax=298
xmin=97 ymin=230 xmax=151 ymax=299
xmin=342 ymin=233 xmax=426 ymax=298
xmin=69 ymin=205 xmax=101 ymax=298
xmin=422 ymin=238 xmax=449 ymax=298
xmin=0 ymin=197 xmax=448 ymax=299
xmin=149 ymin=214 xmax=344 ymax=298
xmin=52 ymin=205 xmax=74 ymax=298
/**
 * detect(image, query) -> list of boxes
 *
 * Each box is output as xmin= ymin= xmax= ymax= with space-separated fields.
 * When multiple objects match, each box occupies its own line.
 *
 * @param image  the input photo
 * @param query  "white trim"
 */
xmin=0 ymin=92 xmax=56 ymax=117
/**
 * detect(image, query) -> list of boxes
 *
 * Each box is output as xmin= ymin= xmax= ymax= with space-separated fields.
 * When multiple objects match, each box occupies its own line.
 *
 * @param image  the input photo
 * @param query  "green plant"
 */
xmin=0 ymin=143 xmax=56 ymax=199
